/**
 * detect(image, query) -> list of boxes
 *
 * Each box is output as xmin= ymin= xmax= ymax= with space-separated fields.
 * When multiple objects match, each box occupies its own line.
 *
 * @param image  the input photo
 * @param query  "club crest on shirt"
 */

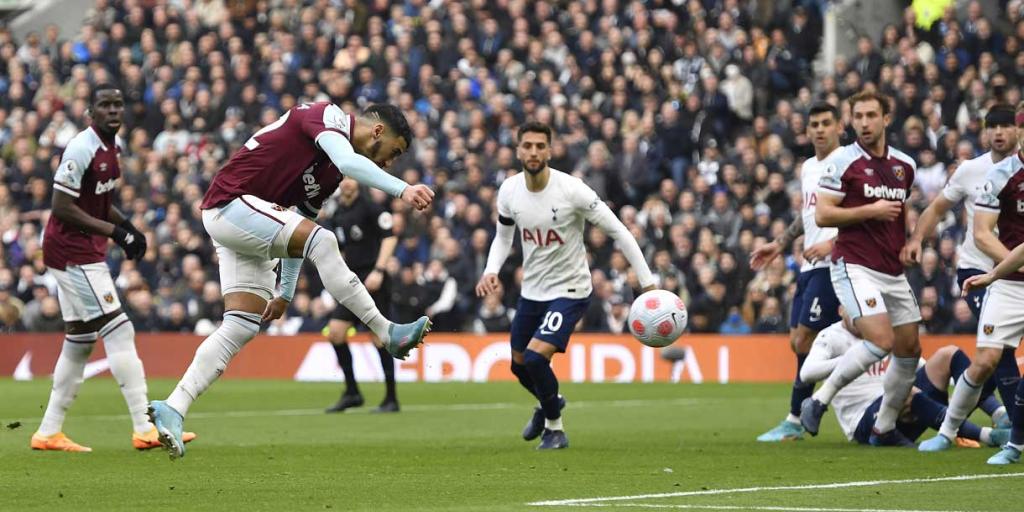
xmin=984 ymin=324 xmax=994 ymax=335
xmin=865 ymin=298 xmax=877 ymax=308
xmin=892 ymin=166 xmax=905 ymax=181
xmin=103 ymin=292 xmax=114 ymax=304
xmin=864 ymin=168 xmax=874 ymax=176
xmin=99 ymin=162 xmax=108 ymax=173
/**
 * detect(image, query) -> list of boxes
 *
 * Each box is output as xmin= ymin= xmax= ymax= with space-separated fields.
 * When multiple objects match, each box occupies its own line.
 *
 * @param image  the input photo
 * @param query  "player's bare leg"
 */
xmin=288 ymin=218 xmax=430 ymax=360
xmin=759 ymin=325 xmax=816 ymax=442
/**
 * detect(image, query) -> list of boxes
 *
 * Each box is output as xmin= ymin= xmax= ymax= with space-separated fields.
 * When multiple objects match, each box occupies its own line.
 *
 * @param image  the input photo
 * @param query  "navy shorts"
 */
xmin=914 ymin=366 xmax=948 ymax=404
xmin=957 ymin=268 xmax=986 ymax=319
xmin=790 ymin=267 xmax=841 ymax=330
xmin=852 ymin=396 xmax=929 ymax=444
xmin=510 ymin=296 xmax=591 ymax=353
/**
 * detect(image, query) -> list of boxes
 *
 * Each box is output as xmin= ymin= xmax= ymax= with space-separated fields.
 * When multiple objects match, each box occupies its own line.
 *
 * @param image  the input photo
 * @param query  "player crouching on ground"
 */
xmin=799 ymin=309 xmax=1009 ymax=447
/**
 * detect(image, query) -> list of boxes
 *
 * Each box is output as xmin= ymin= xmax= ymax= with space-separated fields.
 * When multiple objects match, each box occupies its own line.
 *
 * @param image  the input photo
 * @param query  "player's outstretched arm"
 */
xmin=799 ymin=333 xmax=842 ymax=384
xmin=317 ymin=131 xmax=434 ymax=210
xmin=815 ymin=193 xmax=901 ymax=227
xmin=580 ymin=191 xmax=655 ymax=291
xmin=750 ymin=216 xmax=803 ymax=270
xmin=963 ymin=242 xmax=1024 ymax=295
xmin=476 ymin=218 xmax=515 ymax=297
xmin=902 ymin=195 xmax=954 ymax=266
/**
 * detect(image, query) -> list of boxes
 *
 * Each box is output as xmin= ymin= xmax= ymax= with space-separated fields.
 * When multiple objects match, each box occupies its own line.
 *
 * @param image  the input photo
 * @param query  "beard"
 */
xmin=523 ymin=160 xmax=547 ymax=175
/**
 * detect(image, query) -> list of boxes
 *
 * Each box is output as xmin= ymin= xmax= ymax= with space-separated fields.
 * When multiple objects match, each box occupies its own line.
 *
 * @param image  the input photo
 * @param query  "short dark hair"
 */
xmin=846 ymin=90 xmax=891 ymax=116
xmin=517 ymin=121 xmax=552 ymax=144
xmin=364 ymin=103 xmax=412 ymax=148
xmin=807 ymin=101 xmax=839 ymax=121
xmin=91 ymin=83 xmax=122 ymax=104
xmin=984 ymin=104 xmax=1016 ymax=128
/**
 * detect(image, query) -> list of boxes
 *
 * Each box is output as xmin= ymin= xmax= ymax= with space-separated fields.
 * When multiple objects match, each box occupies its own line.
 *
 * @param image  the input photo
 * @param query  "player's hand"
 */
xmin=900 ymin=238 xmax=923 ymax=266
xmin=262 ymin=296 xmax=289 ymax=322
xmin=401 ymin=184 xmax=434 ymax=211
xmin=749 ymin=241 xmax=781 ymax=271
xmin=475 ymin=273 xmax=501 ymax=297
xmin=112 ymin=223 xmax=145 ymax=260
xmin=962 ymin=272 xmax=995 ymax=296
xmin=870 ymin=200 xmax=902 ymax=222
xmin=802 ymin=239 xmax=833 ymax=265
xmin=365 ymin=269 xmax=383 ymax=292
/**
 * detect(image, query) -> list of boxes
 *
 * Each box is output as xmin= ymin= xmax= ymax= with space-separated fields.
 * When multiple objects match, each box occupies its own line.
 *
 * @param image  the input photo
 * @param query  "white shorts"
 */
xmin=49 ymin=262 xmax=121 ymax=322
xmin=977 ymin=280 xmax=1024 ymax=349
xmin=202 ymin=195 xmax=306 ymax=300
xmin=830 ymin=260 xmax=921 ymax=327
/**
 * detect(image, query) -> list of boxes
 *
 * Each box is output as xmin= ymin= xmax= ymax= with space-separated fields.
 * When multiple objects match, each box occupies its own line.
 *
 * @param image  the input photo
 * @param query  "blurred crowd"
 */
xmin=0 ymin=0 xmax=1017 ymax=335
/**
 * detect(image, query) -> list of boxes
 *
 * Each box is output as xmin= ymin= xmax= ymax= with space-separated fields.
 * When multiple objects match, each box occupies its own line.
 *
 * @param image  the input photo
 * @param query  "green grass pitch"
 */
xmin=2 ymin=378 xmax=1022 ymax=511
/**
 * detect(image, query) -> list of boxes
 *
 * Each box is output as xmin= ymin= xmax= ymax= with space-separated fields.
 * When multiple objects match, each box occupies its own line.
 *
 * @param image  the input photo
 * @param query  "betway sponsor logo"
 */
xmin=95 ymin=178 xmax=118 ymax=194
xmin=863 ymin=184 xmax=906 ymax=200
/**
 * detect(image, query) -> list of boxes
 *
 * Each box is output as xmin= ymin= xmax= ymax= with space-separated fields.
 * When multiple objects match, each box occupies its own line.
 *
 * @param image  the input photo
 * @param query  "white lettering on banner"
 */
xmin=641 ymin=346 xmax=655 ymax=382
xmin=590 ymin=344 xmax=636 ymax=383
xmin=569 ymin=344 xmax=586 ymax=383
xmin=422 ymin=343 xmax=472 ymax=382
xmin=718 ymin=346 xmax=729 ymax=384
xmin=290 ymin=339 xmax=723 ymax=383
xmin=863 ymin=184 xmax=906 ymax=201
xmin=471 ymin=342 xmax=510 ymax=382
xmin=13 ymin=351 xmax=32 ymax=381
xmin=670 ymin=346 xmax=703 ymax=384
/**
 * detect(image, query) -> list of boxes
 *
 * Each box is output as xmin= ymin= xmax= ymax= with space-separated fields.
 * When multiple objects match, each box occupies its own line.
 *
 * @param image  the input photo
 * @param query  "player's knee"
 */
xmin=510 ymin=360 xmax=527 ymax=377
xmin=328 ymin=324 xmax=348 ymax=344
xmin=221 ymin=310 xmax=262 ymax=342
xmin=305 ymin=225 xmax=341 ymax=262
xmin=98 ymin=312 xmax=136 ymax=355
xmin=971 ymin=349 xmax=1001 ymax=378
xmin=522 ymin=349 xmax=550 ymax=371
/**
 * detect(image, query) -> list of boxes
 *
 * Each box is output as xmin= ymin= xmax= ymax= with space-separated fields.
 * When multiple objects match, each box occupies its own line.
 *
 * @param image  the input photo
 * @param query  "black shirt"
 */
xmin=328 ymin=192 xmax=394 ymax=275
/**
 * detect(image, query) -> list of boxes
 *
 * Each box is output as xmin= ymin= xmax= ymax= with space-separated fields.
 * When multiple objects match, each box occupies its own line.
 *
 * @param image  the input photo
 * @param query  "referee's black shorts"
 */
xmin=331 ymin=268 xmax=392 ymax=324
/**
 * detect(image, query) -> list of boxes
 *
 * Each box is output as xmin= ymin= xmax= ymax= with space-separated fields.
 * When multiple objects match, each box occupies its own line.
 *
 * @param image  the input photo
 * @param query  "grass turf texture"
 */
xmin=1 ymin=379 xmax=1022 ymax=511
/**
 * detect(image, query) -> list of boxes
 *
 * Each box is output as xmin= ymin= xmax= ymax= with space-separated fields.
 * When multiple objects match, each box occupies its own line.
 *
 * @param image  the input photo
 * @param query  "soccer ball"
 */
xmin=627 ymin=290 xmax=687 ymax=348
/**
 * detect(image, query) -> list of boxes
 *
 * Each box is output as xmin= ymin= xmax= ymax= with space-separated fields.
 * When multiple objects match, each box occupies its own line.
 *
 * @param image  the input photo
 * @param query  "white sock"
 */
xmin=100 ymin=313 xmax=152 ymax=433
xmin=993 ymin=406 xmax=1008 ymax=425
xmin=874 ymin=356 xmax=919 ymax=433
xmin=980 ymin=427 xmax=993 ymax=446
xmin=38 ymin=333 xmax=96 ymax=436
xmin=939 ymin=374 xmax=984 ymax=440
xmin=785 ymin=413 xmax=800 ymax=425
xmin=304 ymin=226 xmax=390 ymax=339
xmin=813 ymin=341 xmax=888 ymax=404
xmin=1009 ymin=442 xmax=1024 ymax=451
xmin=166 ymin=311 xmax=261 ymax=417
xmin=545 ymin=417 xmax=563 ymax=431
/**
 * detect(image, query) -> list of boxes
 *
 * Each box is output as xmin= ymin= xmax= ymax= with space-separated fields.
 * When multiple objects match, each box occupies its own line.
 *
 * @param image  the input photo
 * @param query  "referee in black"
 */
xmin=325 ymin=179 xmax=400 ymax=413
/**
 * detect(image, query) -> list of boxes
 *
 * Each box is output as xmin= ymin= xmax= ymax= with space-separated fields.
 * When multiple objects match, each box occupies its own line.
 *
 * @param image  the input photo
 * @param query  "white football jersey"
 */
xmin=492 ymin=169 xmax=611 ymax=301
xmin=800 ymin=152 xmax=839 ymax=272
xmin=942 ymin=151 xmax=1004 ymax=272
xmin=807 ymin=322 xmax=888 ymax=441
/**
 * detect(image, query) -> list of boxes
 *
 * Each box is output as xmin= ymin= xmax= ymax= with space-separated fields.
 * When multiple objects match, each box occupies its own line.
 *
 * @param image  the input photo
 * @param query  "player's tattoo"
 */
xmin=776 ymin=217 xmax=804 ymax=248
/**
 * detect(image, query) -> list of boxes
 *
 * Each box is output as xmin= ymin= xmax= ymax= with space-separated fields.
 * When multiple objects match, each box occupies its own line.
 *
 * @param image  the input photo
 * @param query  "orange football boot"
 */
xmin=30 ymin=432 xmax=92 ymax=452
xmin=133 ymin=427 xmax=197 ymax=450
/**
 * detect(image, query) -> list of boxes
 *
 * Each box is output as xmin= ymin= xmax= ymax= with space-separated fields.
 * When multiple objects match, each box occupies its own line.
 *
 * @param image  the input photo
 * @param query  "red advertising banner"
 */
xmin=0 ymin=333 xmax=1004 ymax=383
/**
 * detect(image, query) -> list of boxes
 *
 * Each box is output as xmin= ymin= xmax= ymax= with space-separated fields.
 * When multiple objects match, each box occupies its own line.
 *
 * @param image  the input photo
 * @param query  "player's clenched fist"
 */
xmin=475 ymin=273 xmax=501 ymax=297
xmin=401 ymin=184 xmax=434 ymax=211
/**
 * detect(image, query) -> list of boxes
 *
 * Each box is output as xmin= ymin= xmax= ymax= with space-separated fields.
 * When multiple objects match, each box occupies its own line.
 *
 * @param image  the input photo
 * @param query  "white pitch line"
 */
xmin=560 ymin=504 xmax=966 ymax=512
xmin=59 ymin=397 xmax=702 ymax=422
xmin=527 ymin=472 xmax=1024 ymax=507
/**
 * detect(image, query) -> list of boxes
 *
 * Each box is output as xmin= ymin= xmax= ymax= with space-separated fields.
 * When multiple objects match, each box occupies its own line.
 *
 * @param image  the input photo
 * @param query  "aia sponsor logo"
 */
xmin=522 ymin=228 xmax=565 ymax=247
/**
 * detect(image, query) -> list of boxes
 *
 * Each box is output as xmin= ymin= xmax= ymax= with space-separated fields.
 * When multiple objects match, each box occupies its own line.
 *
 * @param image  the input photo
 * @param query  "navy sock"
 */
xmin=1012 ymin=379 xmax=1024 ymax=446
xmin=510 ymin=361 xmax=538 ymax=399
xmin=790 ymin=353 xmax=813 ymax=418
xmin=376 ymin=346 xmax=396 ymax=401
xmin=333 ymin=342 xmax=359 ymax=395
xmin=957 ymin=420 xmax=983 ymax=442
xmin=996 ymin=347 xmax=1021 ymax=422
xmin=524 ymin=349 xmax=561 ymax=421
xmin=949 ymin=349 xmax=971 ymax=382
xmin=979 ymin=395 xmax=1002 ymax=416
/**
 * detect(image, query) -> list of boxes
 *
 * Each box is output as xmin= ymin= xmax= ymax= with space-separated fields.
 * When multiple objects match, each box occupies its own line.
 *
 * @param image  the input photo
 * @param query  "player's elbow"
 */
xmin=814 ymin=209 xmax=834 ymax=227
